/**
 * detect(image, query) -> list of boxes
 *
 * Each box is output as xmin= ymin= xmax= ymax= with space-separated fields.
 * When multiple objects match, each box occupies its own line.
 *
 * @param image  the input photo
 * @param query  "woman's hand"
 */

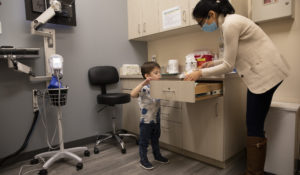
xmin=184 ymin=70 xmax=202 ymax=81
xmin=200 ymin=61 xmax=214 ymax=68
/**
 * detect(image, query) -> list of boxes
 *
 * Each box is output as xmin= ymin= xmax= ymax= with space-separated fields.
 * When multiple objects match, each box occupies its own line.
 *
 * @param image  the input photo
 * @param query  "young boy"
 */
xmin=130 ymin=61 xmax=169 ymax=170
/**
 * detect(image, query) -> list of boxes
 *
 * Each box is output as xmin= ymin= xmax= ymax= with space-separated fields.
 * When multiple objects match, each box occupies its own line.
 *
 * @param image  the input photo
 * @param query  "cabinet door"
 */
xmin=128 ymin=0 xmax=142 ymax=39
xmin=189 ymin=0 xmax=199 ymax=25
xmin=182 ymin=97 xmax=224 ymax=161
xmin=161 ymin=102 xmax=182 ymax=123
xmin=142 ymin=0 xmax=159 ymax=36
xmin=122 ymin=90 xmax=140 ymax=134
xmin=160 ymin=119 xmax=182 ymax=148
xmin=158 ymin=0 xmax=189 ymax=31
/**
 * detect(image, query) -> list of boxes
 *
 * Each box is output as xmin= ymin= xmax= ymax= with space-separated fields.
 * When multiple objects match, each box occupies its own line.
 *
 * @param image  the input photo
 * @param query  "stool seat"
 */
xmin=97 ymin=93 xmax=130 ymax=105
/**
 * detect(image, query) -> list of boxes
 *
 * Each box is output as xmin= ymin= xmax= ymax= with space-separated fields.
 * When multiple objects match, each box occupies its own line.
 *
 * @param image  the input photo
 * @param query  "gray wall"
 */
xmin=0 ymin=0 xmax=147 ymax=158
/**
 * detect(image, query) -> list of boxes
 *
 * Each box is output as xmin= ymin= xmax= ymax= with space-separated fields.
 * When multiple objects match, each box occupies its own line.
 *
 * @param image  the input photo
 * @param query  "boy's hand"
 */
xmin=142 ymin=77 xmax=152 ymax=86
xmin=131 ymin=77 xmax=152 ymax=98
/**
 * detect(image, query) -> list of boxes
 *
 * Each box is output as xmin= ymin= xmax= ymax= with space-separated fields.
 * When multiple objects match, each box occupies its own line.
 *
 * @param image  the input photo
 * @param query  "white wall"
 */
xmin=0 ymin=0 xmax=147 ymax=159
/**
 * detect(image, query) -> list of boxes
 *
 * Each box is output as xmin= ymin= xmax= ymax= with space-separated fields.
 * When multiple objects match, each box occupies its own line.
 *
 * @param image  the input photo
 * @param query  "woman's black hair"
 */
xmin=193 ymin=0 xmax=235 ymax=18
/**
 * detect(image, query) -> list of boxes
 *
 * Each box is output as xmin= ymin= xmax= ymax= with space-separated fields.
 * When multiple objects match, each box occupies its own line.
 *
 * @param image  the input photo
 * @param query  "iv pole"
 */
xmin=29 ymin=1 xmax=90 ymax=174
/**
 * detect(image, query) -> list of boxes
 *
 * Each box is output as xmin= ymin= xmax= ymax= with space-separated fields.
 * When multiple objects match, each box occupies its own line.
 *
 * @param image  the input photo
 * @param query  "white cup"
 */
xmin=185 ymin=61 xmax=197 ymax=72
xmin=167 ymin=59 xmax=179 ymax=74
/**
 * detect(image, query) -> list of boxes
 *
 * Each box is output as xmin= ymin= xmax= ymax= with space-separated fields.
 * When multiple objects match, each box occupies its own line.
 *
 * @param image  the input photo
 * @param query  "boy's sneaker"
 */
xmin=139 ymin=160 xmax=154 ymax=170
xmin=154 ymin=155 xmax=169 ymax=163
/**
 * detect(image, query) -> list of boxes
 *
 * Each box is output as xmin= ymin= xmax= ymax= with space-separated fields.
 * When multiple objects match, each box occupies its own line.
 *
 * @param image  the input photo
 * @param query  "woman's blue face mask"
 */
xmin=202 ymin=22 xmax=218 ymax=32
xmin=198 ymin=17 xmax=218 ymax=32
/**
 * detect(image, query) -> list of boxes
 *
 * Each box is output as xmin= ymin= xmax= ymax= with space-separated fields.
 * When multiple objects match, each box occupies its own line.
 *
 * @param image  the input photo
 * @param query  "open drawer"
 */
xmin=150 ymin=80 xmax=222 ymax=103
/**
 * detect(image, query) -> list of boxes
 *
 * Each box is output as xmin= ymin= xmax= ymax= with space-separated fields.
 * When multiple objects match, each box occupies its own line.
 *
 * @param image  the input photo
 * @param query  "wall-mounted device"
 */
xmin=251 ymin=0 xmax=294 ymax=23
xmin=25 ymin=0 xmax=76 ymax=82
xmin=25 ymin=0 xmax=76 ymax=27
xmin=0 ymin=46 xmax=40 ymax=76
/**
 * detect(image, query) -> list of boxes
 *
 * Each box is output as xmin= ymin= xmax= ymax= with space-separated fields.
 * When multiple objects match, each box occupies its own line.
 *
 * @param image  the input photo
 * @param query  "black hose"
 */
xmin=0 ymin=110 xmax=39 ymax=167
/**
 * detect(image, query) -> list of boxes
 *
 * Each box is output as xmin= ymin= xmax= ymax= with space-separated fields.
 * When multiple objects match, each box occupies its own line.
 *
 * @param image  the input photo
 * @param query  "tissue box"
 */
xmin=120 ymin=64 xmax=141 ymax=75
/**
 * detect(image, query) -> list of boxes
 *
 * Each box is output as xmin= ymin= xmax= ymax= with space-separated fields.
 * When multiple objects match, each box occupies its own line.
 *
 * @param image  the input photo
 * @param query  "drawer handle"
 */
xmin=143 ymin=22 xmax=146 ymax=33
xmin=215 ymin=103 xmax=218 ymax=117
xmin=182 ymin=10 xmax=186 ymax=22
xmin=162 ymin=88 xmax=175 ymax=93
xmin=138 ymin=24 xmax=141 ymax=34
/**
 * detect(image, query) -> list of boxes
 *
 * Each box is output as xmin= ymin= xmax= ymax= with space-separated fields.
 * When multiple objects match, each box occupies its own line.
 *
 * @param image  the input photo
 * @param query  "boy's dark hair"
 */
xmin=141 ymin=61 xmax=160 ymax=79
xmin=193 ymin=0 xmax=235 ymax=19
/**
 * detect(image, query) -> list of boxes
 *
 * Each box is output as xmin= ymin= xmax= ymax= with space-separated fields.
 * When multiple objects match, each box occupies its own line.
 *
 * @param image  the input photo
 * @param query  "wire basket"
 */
xmin=47 ymin=87 xmax=69 ymax=106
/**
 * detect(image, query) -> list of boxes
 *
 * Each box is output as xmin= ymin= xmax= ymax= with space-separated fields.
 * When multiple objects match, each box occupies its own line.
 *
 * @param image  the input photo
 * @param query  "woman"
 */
xmin=184 ymin=0 xmax=289 ymax=174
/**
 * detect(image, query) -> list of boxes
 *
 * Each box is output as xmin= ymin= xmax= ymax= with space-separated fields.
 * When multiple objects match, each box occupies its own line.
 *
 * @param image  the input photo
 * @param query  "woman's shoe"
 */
xmin=245 ymin=136 xmax=267 ymax=175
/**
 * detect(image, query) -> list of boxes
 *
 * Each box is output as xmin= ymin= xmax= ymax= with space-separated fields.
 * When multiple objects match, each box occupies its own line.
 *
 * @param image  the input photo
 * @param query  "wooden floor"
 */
xmin=0 ymin=140 xmax=246 ymax=175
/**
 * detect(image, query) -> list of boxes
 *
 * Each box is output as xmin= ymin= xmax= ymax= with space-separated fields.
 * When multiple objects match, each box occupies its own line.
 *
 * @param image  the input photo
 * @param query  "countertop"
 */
xmin=120 ymin=72 xmax=240 ymax=80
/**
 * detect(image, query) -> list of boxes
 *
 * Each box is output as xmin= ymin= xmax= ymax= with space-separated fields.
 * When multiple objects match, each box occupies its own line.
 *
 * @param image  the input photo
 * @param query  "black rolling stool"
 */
xmin=88 ymin=66 xmax=138 ymax=154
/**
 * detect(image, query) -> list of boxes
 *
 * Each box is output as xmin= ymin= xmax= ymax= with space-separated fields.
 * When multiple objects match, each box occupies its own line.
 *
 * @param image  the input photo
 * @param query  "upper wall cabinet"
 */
xmin=251 ymin=0 xmax=294 ymax=23
xmin=142 ymin=0 xmax=159 ymax=36
xmin=158 ymin=0 xmax=190 ymax=32
xmin=128 ymin=0 xmax=141 ymax=39
xmin=127 ymin=0 xmax=159 ymax=40
xmin=127 ymin=0 xmax=248 ymax=41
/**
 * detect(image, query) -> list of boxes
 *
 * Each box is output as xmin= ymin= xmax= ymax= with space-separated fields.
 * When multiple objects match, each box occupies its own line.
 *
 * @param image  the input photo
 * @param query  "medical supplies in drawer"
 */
xmin=150 ymin=80 xmax=223 ymax=103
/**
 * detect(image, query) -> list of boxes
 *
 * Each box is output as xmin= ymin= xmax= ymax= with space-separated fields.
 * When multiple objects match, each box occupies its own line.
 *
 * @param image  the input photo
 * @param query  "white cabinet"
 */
xmin=127 ymin=0 xmax=142 ymax=39
xmin=251 ymin=0 xmax=294 ymax=23
xmin=158 ymin=0 xmax=189 ymax=31
xmin=264 ymin=102 xmax=300 ymax=175
xmin=142 ymin=0 xmax=159 ymax=36
xmin=121 ymin=79 xmax=143 ymax=134
xmin=127 ymin=0 xmax=159 ymax=39
xmin=121 ymin=76 xmax=247 ymax=168
xmin=127 ymin=0 xmax=249 ymax=41
xmin=160 ymin=100 xmax=183 ymax=148
xmin=150 ymin=76 xmax=247 ymax=168
xmin=182 ymin=97 xmax=224 ymax=161
xmin=122 ymin=89 xmax=140 ymax=134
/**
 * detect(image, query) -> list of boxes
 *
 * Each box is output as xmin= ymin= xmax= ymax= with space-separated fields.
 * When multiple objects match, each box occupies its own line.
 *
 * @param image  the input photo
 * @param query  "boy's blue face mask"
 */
xmin=201 ymin=21 xmax=218 ymax=32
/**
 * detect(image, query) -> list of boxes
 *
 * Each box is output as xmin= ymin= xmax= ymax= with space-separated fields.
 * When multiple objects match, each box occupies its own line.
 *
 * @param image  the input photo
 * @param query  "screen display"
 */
xmin=24 ymin=0 xmax=77 ymax=26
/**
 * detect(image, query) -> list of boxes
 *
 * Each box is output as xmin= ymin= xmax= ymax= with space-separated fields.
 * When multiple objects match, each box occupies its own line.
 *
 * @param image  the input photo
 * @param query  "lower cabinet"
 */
xmin=160 ymin=119 xmax=182 ymax=148
xmin=121 ymin=76 xmax=247 ymax=168
xmin=182 ymin=97 xmax=224 ymax=161
xmin=160 ymin=100 xmax=183 ymax=148
xmin=122 ymin=89 xmax=140 ymax=134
